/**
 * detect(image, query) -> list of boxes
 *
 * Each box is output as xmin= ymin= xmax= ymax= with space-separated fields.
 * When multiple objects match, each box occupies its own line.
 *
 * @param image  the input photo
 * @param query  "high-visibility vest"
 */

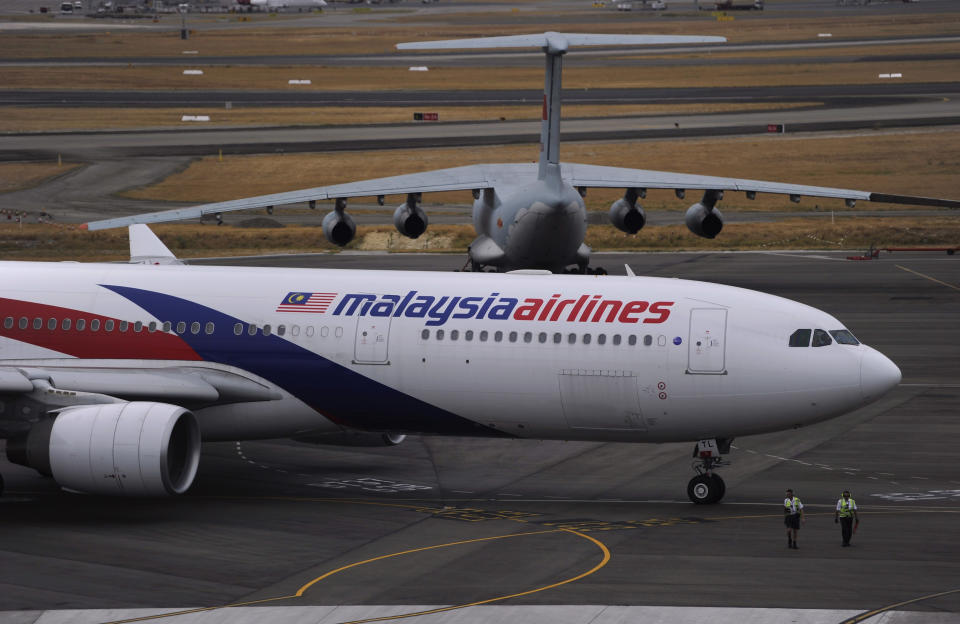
xmin=838 ymin=497 xmax=856 ymax=518
xmin=785 ymin=496 xmax=802 ymax=514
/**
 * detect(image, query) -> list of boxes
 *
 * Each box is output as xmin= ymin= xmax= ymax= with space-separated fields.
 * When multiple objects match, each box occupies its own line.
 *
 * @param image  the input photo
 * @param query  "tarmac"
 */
xmin=1 ymin=250 xmax=958 ymax=623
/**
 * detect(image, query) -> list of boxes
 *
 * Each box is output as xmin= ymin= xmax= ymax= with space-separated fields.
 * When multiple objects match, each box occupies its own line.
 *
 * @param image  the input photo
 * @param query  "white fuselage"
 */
xmin=0 ymin=262 xmax=900 ymax=446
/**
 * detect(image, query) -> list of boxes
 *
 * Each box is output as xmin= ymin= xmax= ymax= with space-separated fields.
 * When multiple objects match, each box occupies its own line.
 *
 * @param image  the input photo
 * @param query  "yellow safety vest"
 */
xmin=785 ymin=496 xmax=802 ymax=514
xmin=838 ymin=497 xmax=856 ymax=518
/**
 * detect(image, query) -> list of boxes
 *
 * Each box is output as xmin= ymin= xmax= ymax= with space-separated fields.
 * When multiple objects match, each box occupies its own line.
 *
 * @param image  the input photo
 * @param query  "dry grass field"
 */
xmin=0 ymin=162 xmax=79 ymax=193
xmin=0 ymin=102 xmax=813 ymax=132
xmin=1 ymin=216 xmax=957 ymax=262
xmin=121 ymin=128 xmax=960 ymax=213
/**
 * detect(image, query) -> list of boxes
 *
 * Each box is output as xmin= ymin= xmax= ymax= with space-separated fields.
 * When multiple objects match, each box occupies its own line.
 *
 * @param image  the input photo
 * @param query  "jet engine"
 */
xmin=685 ymin=190 xmax=724 ymax=239
xmin=6 ymin=402 xmax=200 ymax=496
xmin=393 ymin=193 xmax=428 ymax=239
xmin=322 ymin=198 xmax=356 ymax=247
xmin=608 ymin=188 xmax=646 ymax=234
xmin=296 ymin=431 xmax=407 ymax=447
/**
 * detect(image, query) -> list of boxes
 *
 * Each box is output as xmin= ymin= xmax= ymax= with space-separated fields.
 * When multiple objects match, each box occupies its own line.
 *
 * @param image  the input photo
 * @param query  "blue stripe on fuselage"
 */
xmin=102 ymin=285 xmax=509 ymax=437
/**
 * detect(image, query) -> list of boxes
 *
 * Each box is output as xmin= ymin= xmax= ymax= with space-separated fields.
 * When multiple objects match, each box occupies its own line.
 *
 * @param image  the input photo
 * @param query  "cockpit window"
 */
xmin=829 ymin=329 xmax=860 ymax=345
xmin=789 ymin=329 xmax=811 ymax=347
xmin=812 ymin=329 xmax=832 ymax=347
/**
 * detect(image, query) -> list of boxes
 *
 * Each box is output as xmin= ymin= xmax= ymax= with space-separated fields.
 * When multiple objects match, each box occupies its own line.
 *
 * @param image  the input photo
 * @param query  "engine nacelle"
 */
xmin=685 ymin=203 xmax=724 ymax=239
xmin=296 ymin=431 xmax=407 ymax=447
xmin=393 ymin=200 xmax=428 ymax=239
xmin=608 ymin=197 xmax=646 ymax=234
xmin=8 ymin=402 xmax=201 ymax=496
xmin=322 ymin=209 xmax=356 ymax=247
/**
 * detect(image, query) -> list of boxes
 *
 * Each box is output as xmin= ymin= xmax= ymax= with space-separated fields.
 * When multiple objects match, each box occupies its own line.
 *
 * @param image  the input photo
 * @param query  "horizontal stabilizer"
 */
xmin=397 ymin=32 xmax=726 ymax=52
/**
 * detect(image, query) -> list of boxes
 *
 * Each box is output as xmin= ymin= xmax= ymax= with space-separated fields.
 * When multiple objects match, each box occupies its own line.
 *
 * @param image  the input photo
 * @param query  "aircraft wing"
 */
xmin=562 ymin=163 xmax=960 ymax=208
xmin=83 ymin=164 xmax=533 ymax=231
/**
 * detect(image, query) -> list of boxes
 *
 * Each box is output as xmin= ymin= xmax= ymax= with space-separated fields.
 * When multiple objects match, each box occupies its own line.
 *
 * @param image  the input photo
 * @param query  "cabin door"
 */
xmin=687 ymin=308 xmax=727 ymax=374
xmin=354 ymin=317 xmax=392 ymax=364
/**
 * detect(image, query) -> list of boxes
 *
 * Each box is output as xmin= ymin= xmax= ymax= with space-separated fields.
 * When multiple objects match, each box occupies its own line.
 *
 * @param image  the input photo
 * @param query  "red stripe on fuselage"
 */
xmin=0 ymin=297 xmax=202 ymax=360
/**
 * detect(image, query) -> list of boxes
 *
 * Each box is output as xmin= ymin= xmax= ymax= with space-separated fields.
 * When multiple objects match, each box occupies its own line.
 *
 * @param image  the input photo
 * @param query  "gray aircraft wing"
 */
xmin=562 ymin=163 xmax=960 ymax=208
xmin=83 ymin=164 xmax=535 ymax=231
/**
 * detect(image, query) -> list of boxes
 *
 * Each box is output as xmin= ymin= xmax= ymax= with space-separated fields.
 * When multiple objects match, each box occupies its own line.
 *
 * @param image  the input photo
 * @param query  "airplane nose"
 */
xmin=860 ymin=347 xmax=901 ymax=402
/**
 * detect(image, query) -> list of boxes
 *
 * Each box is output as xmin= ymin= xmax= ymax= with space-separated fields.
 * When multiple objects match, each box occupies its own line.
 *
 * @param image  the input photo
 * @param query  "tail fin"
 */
xmin=398 ymin=33 xmax=725 ymax=180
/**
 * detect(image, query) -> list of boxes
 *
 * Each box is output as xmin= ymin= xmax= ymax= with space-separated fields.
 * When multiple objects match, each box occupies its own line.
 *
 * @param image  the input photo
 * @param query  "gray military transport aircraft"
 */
xmin=84 ymin=32 xmax=960 ymax=272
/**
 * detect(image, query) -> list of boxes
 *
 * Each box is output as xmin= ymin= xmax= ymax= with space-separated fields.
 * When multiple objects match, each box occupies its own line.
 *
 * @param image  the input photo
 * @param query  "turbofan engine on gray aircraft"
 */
xmin=685 ymin=190 xmax=725 ymax=239
xmin=608 ymin=188 xmax=647 ymax=234
xmin=393 ymin=193 xmax=429 ymax=239
xmin=6 ymin=402 xmax=200 ymax=496
xmin=322 ymin=198 xmax=356 ymax=247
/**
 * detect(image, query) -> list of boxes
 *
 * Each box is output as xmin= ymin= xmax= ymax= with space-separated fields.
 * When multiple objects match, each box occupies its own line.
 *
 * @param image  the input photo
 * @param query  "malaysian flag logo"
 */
xmin=276 ymin=292 xmax=337 ymax=314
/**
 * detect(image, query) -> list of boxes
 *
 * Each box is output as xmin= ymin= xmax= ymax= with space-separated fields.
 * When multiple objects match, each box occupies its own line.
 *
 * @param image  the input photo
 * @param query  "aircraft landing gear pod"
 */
xmin=688 ymin=438 xmax=731 ymax=504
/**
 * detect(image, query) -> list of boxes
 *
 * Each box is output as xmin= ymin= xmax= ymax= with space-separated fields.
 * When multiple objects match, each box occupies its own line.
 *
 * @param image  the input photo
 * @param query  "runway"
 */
xmin=2 ymin=251 xmax=959 ymax=622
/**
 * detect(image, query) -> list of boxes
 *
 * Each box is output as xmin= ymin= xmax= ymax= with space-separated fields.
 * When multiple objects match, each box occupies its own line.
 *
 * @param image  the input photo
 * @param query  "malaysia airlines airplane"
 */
xmin=83 ymin=32 xmax=960 ymax=274
xmin=0 ymin=227 xmax=900 ymax=503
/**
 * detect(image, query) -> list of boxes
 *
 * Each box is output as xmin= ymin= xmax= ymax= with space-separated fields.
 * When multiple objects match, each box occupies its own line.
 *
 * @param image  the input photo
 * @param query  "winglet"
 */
xmin=129 ymin=224 xmax=182 ymax=265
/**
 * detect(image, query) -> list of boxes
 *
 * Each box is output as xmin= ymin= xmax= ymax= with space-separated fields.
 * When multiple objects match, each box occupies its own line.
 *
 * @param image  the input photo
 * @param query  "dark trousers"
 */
xmin=840 ymin=517 xmax=854 ymax=544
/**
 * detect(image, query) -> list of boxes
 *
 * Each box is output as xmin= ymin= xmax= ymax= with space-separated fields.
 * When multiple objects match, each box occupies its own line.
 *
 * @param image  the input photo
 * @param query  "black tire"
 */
xmin=687 ymin=474 xmax=718 ymax=504
xmin=710 ymin=474 xmax=726 ymax=501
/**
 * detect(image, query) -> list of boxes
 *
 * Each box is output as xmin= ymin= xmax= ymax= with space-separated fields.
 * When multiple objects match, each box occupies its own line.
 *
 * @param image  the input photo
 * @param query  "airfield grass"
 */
xmin=121 ymin=128 xmax=960 ymax=212
xmin=0 ymin=101 xmax=814 ymax=132
xmin=1 ymin=216 xmax=957 ymax=262
xmin=0 ymin=162 xmax=79 ymax=193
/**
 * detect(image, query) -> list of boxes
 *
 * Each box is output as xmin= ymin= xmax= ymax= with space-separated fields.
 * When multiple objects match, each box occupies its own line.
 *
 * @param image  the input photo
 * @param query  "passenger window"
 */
xmin=644 ymin=334 xmax=653 ymax=346
xmin=134 ymin=321 xmax=143 ymax=332
xmin=90 ymin=319 xmax=100 ymax=331
xmin=263 ymin=324 xmax=271 ymax=337
xmin=176 ymin=321 xmax=186 ymax=334
xmin=421 ymin=329 xmax=430 ymax=340
xmin=628 ymin=335 xmax=637 ymax=346
xmin=450 ymin=329 xmax=459 ymax=341
xmin=308 ymin=326 xmax=316 ymax=337
xmin=553 ymin=332 xmax=562 ymax=344
xmin=612 ymin=334 xmax=621 ymax=346
xmin=77 ymin=319 xmax=86 ymax=331
xmin=105 ymin=320 xmax=115 ymax=332
xmin=789 ymin=329 xmax=811 ymax=347
xmin=523 ymin=331 xmax=532 ymax=343
xmin=190 ymin=322 xmax=200 ymax=335
xmin=658 ymin=335 xmax=666 ymax=346
xmin=119 ymin=321 xmax=129 ymax=332
xmin=291 ymin=325 xmax=301 ymax=337
xmin=18 ymin=317 xmax=27 ymax=330
xmin=568 ymin=332 xmax=576 ymax=344
xmin=335 ymin=327 xmax=343 ymax=338
xmin=597 ymin=334 xmax=606 ymax=345
xmin=509 ymin=331 xmax=518 ymax=343
xmin=436 ymin=329 xmax=445 ymax=341
xmin=248 ymin=324 xmax=257 ymax=336
xmin=583 ymin=334 xmax=591 ymax=345
xmin=829 ymin=329 xmax=860 ymax=345
xmin=812 ymin=329 xmax=832 ymax=347
xmin=162 ymin=321 xmax=171 ymax=332
xmin=480 ymin=330 xmax=488 ymax=342
xmin=205 ymin=322 xmax=215 ymax=335
xmin=277 ymin=325 xmax=285 ymax=336
xmin=494 ymin=331 xmax=503 ymax=342
xmin=234 ymin=323 xmax=243 ymax=336
xmin=3 ymin=317 xmax=11 ymax=329
xmin=47 ymin=318 xmax=56 ymax=330
xmin=465 ymin=330 xmax=474 ymax=341
xmin=63 ymin=319 xmax=72 ymax=331
xmin=538 ymin=332 xmax=547 ymax=344
xmin=33 ymin=318 xmax=42 ymax=330
xmin=148 ymin=321 xmax=157 ymax=332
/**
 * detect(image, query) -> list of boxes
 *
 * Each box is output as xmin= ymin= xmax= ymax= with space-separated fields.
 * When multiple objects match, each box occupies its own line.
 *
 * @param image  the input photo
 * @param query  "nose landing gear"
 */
xmin=687 ymin=438 xmax=732 ymax=504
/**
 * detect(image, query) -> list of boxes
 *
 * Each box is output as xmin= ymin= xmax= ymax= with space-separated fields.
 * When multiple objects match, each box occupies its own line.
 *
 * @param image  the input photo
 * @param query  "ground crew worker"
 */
xmin=834 ymin=490 xmax=859 ymax=547
xmin=784 ymin=488 xmax=804 ymax=549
